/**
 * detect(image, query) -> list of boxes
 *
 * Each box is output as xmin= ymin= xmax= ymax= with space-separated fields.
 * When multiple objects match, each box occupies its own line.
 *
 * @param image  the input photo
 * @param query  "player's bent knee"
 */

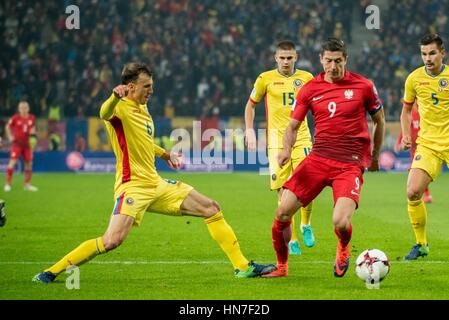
xmin=275 ymin=207 xmax=291 ymax=222
xmin=102 ymin=235 xmax=125 ymax=251
xmin=407 ymin=188 xmax=422 ymax=201
xmin=333 ymin=217 xmax=350 ymax=231
xmin=203 ymin=200 xmax=221 ymax=218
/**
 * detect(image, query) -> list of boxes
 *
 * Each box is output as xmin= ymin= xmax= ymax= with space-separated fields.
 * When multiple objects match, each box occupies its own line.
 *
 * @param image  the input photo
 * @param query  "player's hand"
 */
xmin=368 ymin=157 xmax=380 ymax=172
xmin=167 ymin=151 xmax=183 ymax=170
xmin=393 ymin=143 xmax=400 ymax=153
xmin=112 ymin=85 xmax=129 ymax=98
xmin=401 ymin=135 xmax=412 ymax=151
xmin=277 ymin=150 xmax=291 ymax=168
xmin=245 ymin=129 xmax=257 ymax=151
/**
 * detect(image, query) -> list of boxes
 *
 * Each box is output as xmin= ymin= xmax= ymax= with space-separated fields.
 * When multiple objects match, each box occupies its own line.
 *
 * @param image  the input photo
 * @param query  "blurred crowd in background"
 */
xmin=1 ymin=0 xmax=448 ymax=151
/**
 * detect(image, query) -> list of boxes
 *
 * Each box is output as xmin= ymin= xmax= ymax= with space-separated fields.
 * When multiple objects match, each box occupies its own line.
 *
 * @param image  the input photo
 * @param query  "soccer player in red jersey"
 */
xmin=0 ymin=136 xmax=6 ymax=226
xmin=395 ymin=103 xmax=432 ymax=203
xmin=262 ymin=38 xmax=385 ymax=278
xmin=4 ymin=101 xmax=38 ymax=192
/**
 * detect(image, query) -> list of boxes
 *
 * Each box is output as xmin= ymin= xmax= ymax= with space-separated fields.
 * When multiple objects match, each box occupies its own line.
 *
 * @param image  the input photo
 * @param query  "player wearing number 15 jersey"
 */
xmin=244 ymin=41 xmax=315 ymax=256
xmin=401 ymin=34 xmax=449 ymax=260
xmin=262 ymin=38 xmax=385 ymax=278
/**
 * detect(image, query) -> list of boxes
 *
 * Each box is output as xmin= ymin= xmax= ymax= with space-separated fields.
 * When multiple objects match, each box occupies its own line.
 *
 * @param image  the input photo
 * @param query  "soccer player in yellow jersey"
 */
xmin=33 ymin=63 xmax=275 ymax=283
xmin=401 ymin=34 xmax=449 ymax=260
xmin=245 ymin=40 xmax=315 ymax=255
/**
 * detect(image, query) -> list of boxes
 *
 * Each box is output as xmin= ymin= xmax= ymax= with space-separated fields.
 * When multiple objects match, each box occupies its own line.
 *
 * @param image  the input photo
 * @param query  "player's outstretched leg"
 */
xmin=33 ymin=214 xmax=133 ymax=284
xmin=180 ymin=189 xmax=275 ymax=278
xmin=262 ymin=189 xmax=302 ymax=278
xmin=332 ymin=198 xmax=355 ymax=278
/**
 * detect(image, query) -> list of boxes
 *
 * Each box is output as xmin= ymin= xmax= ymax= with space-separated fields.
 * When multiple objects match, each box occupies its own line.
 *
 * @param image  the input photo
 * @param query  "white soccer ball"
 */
xmin=355 ymin=249 xmax=390 ymax=283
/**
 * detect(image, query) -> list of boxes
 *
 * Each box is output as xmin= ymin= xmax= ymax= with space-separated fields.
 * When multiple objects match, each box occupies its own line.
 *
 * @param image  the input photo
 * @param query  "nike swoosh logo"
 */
xmin=312 ymin=96 xmax=324 ymax=101
xmin=350 ymin=190 xmax=359 ymax=196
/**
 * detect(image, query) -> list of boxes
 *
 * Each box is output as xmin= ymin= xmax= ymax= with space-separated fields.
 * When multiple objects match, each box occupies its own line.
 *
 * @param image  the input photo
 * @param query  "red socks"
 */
xmin=272 ymin=218 xmax=292 ymax=265
xmin=6 ymin=168 xmax=13 ymax=185
xmin=24 ymin=169 xmax=32 ymax=184
xmin=334 ymin=224 xmax=352 ymax=247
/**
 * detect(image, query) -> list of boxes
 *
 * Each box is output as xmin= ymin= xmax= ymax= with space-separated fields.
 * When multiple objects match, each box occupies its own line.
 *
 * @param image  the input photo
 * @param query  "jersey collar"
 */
xmin=276 ymin=68 xmax=297 ymax=78
xmin=122 ymin=97 xmax=140 ymax=107
xmin=424 ymin=64 xmax=446 ymax=78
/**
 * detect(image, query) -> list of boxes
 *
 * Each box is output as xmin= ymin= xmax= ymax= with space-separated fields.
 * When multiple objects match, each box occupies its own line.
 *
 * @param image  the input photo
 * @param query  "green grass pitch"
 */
xmin=1 ymin=171 xmax=449 ymax=300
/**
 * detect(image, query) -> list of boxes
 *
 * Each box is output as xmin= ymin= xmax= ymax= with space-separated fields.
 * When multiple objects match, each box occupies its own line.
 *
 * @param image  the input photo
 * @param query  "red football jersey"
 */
xmin=292 ymin=71 xmax=382 ymax=167
xmin=7 ymin=114 xmax=35 ymax=146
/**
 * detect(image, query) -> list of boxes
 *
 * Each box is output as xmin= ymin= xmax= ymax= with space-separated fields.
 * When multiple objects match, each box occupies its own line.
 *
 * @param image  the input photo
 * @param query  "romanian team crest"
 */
xmin=415 ymin=155 xmax=422 ymax=161
xmin=439 ymin=78 xmax=448 ymax=89
xmin=293 ymin=79 xmax=303 ymax=91
xmin=146 ymin=122 xmax=153 ymax=136
xmin=126 ymin=197 xmax=134 ymax=205
xmin=344 ymin=89 xmax=354 ymax=100
xmin=271 ymin=174 xmax=277 ymax=181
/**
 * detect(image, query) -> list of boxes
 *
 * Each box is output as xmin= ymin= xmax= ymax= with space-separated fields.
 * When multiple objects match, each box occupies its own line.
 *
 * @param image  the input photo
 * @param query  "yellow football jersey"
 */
xmin=101 ymin=95 xmax=164 ymax=191
xmin=404 ymin=65 xmax=449 ymax=152
xmin=249 ymin=69 xmax=313 ymax=148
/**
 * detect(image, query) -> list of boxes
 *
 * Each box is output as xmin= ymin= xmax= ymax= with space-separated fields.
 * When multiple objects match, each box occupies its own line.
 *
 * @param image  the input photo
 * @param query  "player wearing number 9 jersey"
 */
xmin=262 ymin=38 xmax=385 ymax=278
xmin=401 ymin=34 xmax=449 ymax=260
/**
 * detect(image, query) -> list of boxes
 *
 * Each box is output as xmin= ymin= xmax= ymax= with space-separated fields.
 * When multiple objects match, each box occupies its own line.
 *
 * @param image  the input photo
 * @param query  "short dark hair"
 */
xmin=320 ymin=38 xmax=347 ymax=57
xmin=276 ymin=40 xmax=296 ymax=51
xmin=121 ymin=63 xmax=152 ymax=84
xmin=420 ymin=34 xmax=445 ymax=50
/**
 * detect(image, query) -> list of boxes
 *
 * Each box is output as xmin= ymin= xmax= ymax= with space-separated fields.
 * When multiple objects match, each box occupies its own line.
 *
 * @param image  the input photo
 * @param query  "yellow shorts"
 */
xmin=268 ymin=144 xmax=312 ymax=190
xmin=112 ymin=178 xmax=194 ymax=226
xmin=411 ymin=144 xmax=449 ymax=181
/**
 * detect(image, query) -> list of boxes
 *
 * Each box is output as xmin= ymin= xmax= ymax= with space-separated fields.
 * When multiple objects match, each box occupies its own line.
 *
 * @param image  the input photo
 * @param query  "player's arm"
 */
xmin=400 ymin=73 xmax=416 ymax=151
xmin=245 ymin=75 xmax=265 ymax=151
xmin=154 ymin=144 xmax=181 ymax=170
xmin=5 ymin=119 xmax=13 ymax=144
xmin=279 ymin=83 xmax=309 ymax=167
xmin=368 ymin=108 xmax=385 ymax=172
xmin=99 ymin=85 xmax=128 ymax=120
xmin=400 ymin=102 xmax=413 ymax=150
xmin=244 ymin=99 xmax=258 ymax=151
xmin=278 ymin=119 xmax=302 ymax=168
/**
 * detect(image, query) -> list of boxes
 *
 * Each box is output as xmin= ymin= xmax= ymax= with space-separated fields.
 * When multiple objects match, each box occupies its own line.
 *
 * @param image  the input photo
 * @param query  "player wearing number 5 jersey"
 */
xmin=401 ymin=34 xmax=449 ymax=260
xmin=262 ymin=38 xmax=385 ymax=278
xmin=4 ymin=101 xmax=38 ymax=192
xmin=244 ymin=41 xmax=315 ymax=256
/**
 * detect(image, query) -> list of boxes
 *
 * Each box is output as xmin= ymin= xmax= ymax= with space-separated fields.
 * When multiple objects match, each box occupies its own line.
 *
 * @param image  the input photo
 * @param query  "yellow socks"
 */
xmin=204 ymin=211 xmax=249 ymax=271
xmin=45 ymin=237 xmax=106 ymax=275
xmin=301 ymin=201 xmax=313 ymax=226
xmin=408 ymin=199 xmax=428 ymax=245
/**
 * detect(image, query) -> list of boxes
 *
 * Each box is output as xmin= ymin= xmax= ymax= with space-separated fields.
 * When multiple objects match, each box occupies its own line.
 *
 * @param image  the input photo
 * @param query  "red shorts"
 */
xmin=10 ymin=144 xmax=33 ymax=162
xmin=283 ymin=152 xmax=364 ymax=208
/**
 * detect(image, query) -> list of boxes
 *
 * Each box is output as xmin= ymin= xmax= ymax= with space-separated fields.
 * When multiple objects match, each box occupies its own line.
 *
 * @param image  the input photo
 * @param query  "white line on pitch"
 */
xmin=1 ymin=260 xmax=449 ymax=265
